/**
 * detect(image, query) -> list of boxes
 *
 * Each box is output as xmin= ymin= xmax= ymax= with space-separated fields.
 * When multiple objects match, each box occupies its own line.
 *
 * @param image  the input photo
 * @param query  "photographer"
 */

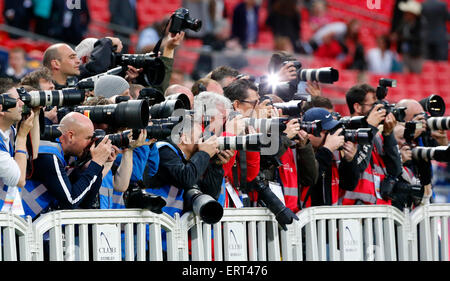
xmin=341 ymin=84 xmax=402 ymax=205
xmin=393 ymin=124 xmax=430 ymax=209
xmin=223 ymin=79 xmax=262 ymax=206
xmin=300 ymin=108 xmax=360 ymax=207
xmin=81 ymin=96 xmax=156 ymax=210
xmin=144 ymin=116 xmax=224 ymax=218
xmin=259 ymin=94 xmax=318 ymax=212
xmin=394 ymin=98 xmax=449 ymax=205
xmin=22 ymin=112 xmax=111 ymax=219
xmin=0 ymin=79 xmax=39 ymax=215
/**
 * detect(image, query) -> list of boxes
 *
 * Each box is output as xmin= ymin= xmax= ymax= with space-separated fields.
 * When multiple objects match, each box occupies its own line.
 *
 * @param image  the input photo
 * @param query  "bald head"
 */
xmin=396 ymin=99 xmax=424 ymax=122
xmin=59 ymin=112 xmax=95 ymax=157
xmin=43 ymin=44 xmax=66 ymax=69
xmin=165 ymin=84 xmax=194 ymax=108
xmin=59 ymin=112 xmax=94 ymax=134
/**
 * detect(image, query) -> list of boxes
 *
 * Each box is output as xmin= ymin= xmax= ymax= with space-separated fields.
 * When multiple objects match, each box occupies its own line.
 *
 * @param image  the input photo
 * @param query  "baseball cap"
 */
xmin=303 ymin=107 xmax=340 ymax=131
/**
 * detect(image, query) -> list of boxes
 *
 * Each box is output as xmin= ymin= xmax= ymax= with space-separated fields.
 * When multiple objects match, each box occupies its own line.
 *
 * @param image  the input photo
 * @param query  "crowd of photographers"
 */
xmin=0 ymin=8 xmax=449 ymax=232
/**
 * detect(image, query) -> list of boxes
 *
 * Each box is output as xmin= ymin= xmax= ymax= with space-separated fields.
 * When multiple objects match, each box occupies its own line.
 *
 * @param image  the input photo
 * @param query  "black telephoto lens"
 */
xmin=75 ymin=99 xmax=150 ymax=129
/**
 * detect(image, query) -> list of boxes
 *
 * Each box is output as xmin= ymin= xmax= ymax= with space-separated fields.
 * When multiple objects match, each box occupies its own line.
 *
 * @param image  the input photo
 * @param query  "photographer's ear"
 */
xmin=354 ymin=102 xmax=363 ymax=115
xmin=51 ymin=59 xmax=61 ymax=71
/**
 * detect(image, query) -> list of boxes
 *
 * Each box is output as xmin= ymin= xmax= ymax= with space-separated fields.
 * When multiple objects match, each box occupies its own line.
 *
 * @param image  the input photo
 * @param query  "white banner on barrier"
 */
xmin=340 ymin=219 xmax=363 ymax=261
xmin=225 ymin=222 xmax=247 ymax=261
xmin=93 ymin=224 xmax=121 ymax=261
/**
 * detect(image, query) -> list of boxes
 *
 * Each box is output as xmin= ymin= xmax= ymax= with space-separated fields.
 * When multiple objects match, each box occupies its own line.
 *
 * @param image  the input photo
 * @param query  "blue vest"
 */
xmin=99 ymin=170 xmax=125 ymax=209
xmin=145 ymin=142 xmax=185 ymax=218
xmin=22 ymin=141 xmax=63 ymax=219
xmin=0 ymin=126 xmax=16 ymax=211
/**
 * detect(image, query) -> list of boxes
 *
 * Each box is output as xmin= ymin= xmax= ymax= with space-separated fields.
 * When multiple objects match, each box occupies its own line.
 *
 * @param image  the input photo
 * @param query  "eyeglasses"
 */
xmin=239 ymin=99 xmax=259 ymax=108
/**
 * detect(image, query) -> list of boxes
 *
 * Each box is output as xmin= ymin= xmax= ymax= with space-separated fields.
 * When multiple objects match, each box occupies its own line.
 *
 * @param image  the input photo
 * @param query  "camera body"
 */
xmin=169 ymin=8 xmax=202 ymax=34
xmin=0 ymin=93 xmax=17 ymax=111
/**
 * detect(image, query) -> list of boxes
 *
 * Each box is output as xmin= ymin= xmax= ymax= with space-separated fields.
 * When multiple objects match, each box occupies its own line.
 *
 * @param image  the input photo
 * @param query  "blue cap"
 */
xmin=303 ymin=107 xmax=340 ymax=131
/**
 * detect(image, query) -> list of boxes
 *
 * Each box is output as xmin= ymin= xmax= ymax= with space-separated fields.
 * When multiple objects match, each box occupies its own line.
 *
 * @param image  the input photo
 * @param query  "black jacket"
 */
xmin=147 ymin=141 xmax=224 ymax=200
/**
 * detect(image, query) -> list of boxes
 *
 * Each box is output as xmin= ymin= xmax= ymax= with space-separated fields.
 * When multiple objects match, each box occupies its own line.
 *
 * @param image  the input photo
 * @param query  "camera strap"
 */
xmin=152 ymin=19 xmax=171 ymax=57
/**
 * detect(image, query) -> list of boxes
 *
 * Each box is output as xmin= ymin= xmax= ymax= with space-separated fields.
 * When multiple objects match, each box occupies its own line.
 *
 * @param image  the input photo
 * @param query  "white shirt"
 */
xmin=0 ymin=127 xmax=21 ymax=187
xmin=367 ymin=48 xmax=394 ymax=74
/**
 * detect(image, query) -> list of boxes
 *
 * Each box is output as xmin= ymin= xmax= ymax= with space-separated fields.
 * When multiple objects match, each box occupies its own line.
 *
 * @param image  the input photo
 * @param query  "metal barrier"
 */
xmin=1 ymin=205 xmax=450 ymax=261
xmin=409 ymin=204 xmax=450 ymax=261
xmin=0 ymin=212 xmax=32 ymax=261
xmin=31 ymin=209 xmax=178 ymax=261
xmin=287 ymin=205 xmax=409 ymax=261
xmin=180 ymin=208 xmax=281 ymax=261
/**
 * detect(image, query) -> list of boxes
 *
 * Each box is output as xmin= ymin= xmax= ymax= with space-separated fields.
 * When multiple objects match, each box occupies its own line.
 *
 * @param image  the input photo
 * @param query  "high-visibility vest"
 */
xmin=144 ymin=141 xmax=184 ymax=218
xmin=99 ymin=170 xmax=125 ymax=209
xmin=299 ymin=152 xmax=341 ymax=207
xmin=22 ymin=141 xmax=63 ymax=219
xmin=278 ymin=147 xmax=299 ymax=213
xmin=340 ymin=134 xmax=391 ymax=205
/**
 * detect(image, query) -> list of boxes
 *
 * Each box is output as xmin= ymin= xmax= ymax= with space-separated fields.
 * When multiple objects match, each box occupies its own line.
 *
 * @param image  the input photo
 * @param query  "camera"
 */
xmin=113 ymin=54 xmax=165 ymax=86
xmin=169 ymin=8 xmax=202 ymax=34
xmin=338 ymin=116 xmax=368 ymax=129
xmin=183 ymin=186 xmax=223 ymax=225
xmin=243 ymin=117 xmax=288 ymax=133
xmin=74 ymin=99 xmax=150 ymax=129
xmin=404 ymin=121 xmax=423 ymax=144
xmin=374 ymin=100 xmax=407 ymax=122
xmin=272 ymin=100 xmax=303 ymax=117
xmin=41 ymin=125 xmax=62 ymax=142
xmin=217 ymin=133 xmax=270 ymax=151
xmin=419 ymin=94 xmax=446 ymax=117
xmin=139 ymin=89 xmax=190 ymax=119
xmin=412 ymin=145 xmax=450 ymax=162
xmin=0 ymin=93 xmax=17 ymax=111
xmin=132 ymin=123 xmax=175 ymax=141
xmin=342 ymin=128 xmax=373 ymax=145
xmin=92 ymin=129 xmax=131 ymax=149
xmin=427 ymin=116 xmax=450 ymax=131
xmin=283 ymin=61 xmax=339 ymax=84
xmin=258 ymin=61 xmax=339 ymax=101
xmin=17 ymin=88 xmax=85 ymax=115
xmin=299 ymin=120 xmax=323 ymax=137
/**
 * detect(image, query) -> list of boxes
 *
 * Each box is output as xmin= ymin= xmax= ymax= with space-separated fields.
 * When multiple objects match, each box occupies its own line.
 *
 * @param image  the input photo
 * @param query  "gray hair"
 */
xmin=193 ymin=91 xmax=233 ymax=122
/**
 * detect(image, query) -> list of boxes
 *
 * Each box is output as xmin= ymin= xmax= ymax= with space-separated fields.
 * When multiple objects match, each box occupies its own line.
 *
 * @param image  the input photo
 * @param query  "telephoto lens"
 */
xmin=412 ymin=146 xmax=450 ymax=162
xmin=342 ymin=128 xmax=373 ymax=145
xmin=132 ymin=123 xmax=175 ymax=140
xmin=218 ymin=133 xmax=270 ymax=151
xmin=18 ymin=88 xmax=85 ymax=107
xmin=150 ymin=116 xmax=183 ymax=124
xmin=93 ymin=129 xmax=131 ymax=149
xmin=272 ymin=100 xmax=303 ymax=117
xmin=298 ymin=67 xmax=339 ymax=84
xmin=183 ymin=186 xmax=223 ymax=225
xmin=299 ymin=120 xmax=322 ymax=137
xmin=138 ymin=87 xmax=165 ymax=106
xmin=243 ymin=117 xmax=289 ymax=133
xmin=75 ymin=99 xmax=150 ymax=129
xmin=419 ymin=94 xmax=446 ymax=117
xmin=149 ymin=98 xmax=190 ymax=119
xmin=427 ymin=117 xmax=450 ymax=131
xmin=339 ymin=116 xmax=368 ymax=129
xmin=0 ymin=93 xmax=17 ymax=111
